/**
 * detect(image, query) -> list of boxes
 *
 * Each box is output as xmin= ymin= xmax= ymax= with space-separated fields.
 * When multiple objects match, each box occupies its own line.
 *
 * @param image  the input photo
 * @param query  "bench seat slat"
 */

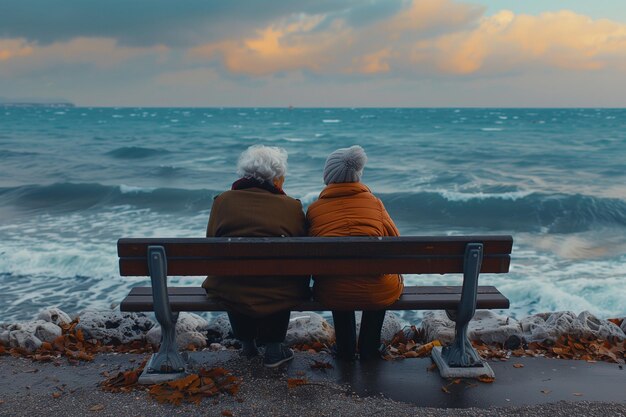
xmin=119 ymin=255 xmax=510 ymax=276
xmin=127 ymin=285 xmax=504 ymax=296
xmin=118 ymin=236 xmax=513 ymax=258
xmin=120 ymin=286 xmax=510 ymax=312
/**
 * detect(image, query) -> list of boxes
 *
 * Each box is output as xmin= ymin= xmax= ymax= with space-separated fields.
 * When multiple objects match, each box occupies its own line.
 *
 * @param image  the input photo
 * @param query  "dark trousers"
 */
xmin=227 ymin=310 xmax=291 ymax=344
xmin=332 ymin=310 xmax=386 ymax=360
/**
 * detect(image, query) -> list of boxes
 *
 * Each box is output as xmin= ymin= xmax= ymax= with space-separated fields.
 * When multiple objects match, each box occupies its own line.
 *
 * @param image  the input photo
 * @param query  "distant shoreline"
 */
xmin=1 ymin=102 xmax=75 ymax=108
xmin=4 ymin=104 xmax=626 ymax=110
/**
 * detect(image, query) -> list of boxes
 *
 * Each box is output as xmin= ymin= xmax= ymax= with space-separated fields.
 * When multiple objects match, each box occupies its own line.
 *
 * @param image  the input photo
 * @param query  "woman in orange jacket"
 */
xmin=306 ymin=146 xmax=403 ymax=360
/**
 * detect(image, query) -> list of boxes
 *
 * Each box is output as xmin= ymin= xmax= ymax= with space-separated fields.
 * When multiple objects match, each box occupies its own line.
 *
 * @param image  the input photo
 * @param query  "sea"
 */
xmin=1 ymin=107 xmax=625 ymax=324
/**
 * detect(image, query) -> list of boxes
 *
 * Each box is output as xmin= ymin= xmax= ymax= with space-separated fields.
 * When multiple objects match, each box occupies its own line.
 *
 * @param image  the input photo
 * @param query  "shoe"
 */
xmin=263 ymin=345 xmax=294 ymax=368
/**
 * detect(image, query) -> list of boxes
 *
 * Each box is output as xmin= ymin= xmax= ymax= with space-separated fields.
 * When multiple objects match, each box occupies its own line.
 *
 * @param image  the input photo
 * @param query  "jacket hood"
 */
xmin=318 ymin=182 xmax=371 ymax=199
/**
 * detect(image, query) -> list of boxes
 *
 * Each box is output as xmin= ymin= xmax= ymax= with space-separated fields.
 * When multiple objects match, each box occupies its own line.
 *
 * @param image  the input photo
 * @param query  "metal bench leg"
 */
xmin=431 ymin=243 xmax=495 ymax=378
xmin=139 ymin=245 xmax=186 ymax=384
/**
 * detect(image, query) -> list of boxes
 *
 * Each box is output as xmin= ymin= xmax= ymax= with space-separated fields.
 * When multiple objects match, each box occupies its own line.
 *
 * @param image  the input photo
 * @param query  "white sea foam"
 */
xmin=119 ymin=184 xmax=156 ymax=194
xmin=402 ymin=249 xmax=626 ymax=320
xmin=481 ymin=127 xmax=503 ymax=131
xmin=0 ymin=208 xmax=209 ymax=321
xmin=437 ymin=189 xmax=533 ymax=202
xmin=322 ymin=119 xmax=341 ymax=123
xmin=298 ymin=191 xmax=321 ymax=207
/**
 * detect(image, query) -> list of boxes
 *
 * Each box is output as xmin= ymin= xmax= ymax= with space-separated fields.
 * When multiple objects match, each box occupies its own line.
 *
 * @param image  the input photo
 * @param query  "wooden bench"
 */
xmin=118 ymin=236 xmax=513 ymax=382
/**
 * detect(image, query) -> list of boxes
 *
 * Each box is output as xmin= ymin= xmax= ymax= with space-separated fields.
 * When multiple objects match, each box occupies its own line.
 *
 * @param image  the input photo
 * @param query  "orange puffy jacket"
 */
xmin=306 ymin=182 xmax=403 ymax=310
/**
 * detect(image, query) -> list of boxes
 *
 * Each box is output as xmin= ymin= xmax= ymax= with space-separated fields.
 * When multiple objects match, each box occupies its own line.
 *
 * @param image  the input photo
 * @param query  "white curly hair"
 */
xmin=237 ymin=145 xmax=288 ymax=183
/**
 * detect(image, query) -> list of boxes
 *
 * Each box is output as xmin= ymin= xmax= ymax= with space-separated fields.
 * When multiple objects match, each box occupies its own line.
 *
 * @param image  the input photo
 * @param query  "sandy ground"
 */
xmin=0 ymin=350 xmax=625 ymax=417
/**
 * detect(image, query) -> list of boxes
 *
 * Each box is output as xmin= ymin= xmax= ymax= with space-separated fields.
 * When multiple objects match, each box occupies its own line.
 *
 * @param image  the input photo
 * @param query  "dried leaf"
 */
xmin=573 ymin=393 xmax=583 ymax=396
xmin=221 ymin=411 xmax=234 ymax=417
xmin=32 ymin=354 xmax=54 ymax=362
xmin=52 ymin=392 xmax=62 ymax=399
xmin=441 ymin=386 xmax=450 ymax=394
xmin=512 ymin=363 xmax=524 ymax=368
xmin=89 ymin=404 xmax=105 ymax=411
xmin=287 ymin=378 xmax=308 ymax=389
xmin=427 ymin=363 xmax=437 ymax=372
xmin=477 ymin=375 xmax=495 ymax=383
xmin=541 ymin=389 xmax=551 ymax=394
xmin=100 ymin=369 xmax=141 ymax=392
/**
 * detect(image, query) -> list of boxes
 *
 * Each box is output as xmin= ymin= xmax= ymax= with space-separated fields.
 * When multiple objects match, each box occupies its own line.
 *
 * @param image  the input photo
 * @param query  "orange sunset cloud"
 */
xmin=186 ymin=0 xmax=626 ymax=78
xmin=0 ymin=38 xmax=34 ymax=61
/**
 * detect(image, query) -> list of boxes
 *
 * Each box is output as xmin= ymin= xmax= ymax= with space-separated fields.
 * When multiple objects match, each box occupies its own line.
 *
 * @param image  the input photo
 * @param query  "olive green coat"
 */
xmin=202 ymin=187 xmax=309 ymax=317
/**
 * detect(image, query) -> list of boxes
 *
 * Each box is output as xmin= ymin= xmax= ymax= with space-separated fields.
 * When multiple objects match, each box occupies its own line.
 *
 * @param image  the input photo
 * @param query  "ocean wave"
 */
xmin=0 ymin=150 xmax=39 ymax=158
xmin=105 ymin=146 xmax=169 ymax=159
xmin=0 ymin=183 xmax=219 ymax=213
xmin=381 ymin=191 xmax=626 ymax=234
xmin=2 ymin=183 xmax=626 ymax=234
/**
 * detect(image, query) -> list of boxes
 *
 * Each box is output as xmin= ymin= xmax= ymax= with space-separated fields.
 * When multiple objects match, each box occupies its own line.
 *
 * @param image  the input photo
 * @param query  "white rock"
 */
xmin=5 ymin=320 xmax=62 ymax=352
xmin=206 ymin=313 xmax=239 ymax=347
xmin=520 ymin=315 xmax=553 ymax=342
xmin=422 ymin=311 xmax=455 ymax=344
xmin=577 ymin=311 xmax=625 ymax=341
xmin=520 ymin=311 xmax=626 ymax=342
xmin=146 ymin=312 xmax=209 ymax=350
xmin=621 ymin=318 xmax=626 ymax=334
xmin=76 ymin=309 xmax=153 ymax=344
xmin=355 ymin=311 xmax=405 ymax=343
xmin=422 ymin=310 xmax=523 ymax=346
xmin=37 ymin=307 xmax=72 ymax=326
xmin=11 ymin=330 xmax=42 ymax=351
xmin=0 ymin=330 xmax=10 ymax=346
xmin=206 ymin=313 xmax=233 ymax=342
xmin=209 ymin=343 xmax=223 ymax=351
xmin=286 ymin=311 xmax=334 ymax=346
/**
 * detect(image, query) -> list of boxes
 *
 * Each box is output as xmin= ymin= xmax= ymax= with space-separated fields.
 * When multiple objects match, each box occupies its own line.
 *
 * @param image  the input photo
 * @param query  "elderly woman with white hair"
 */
xmin=202 ymin=145 xmax=308 ymax=368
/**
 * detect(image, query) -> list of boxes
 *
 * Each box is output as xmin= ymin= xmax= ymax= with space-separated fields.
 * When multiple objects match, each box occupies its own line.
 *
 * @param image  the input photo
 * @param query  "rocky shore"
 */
xmin=1 ymin=307 xmax=625 ymax=416
xmin=1 ymin=307 xmax=625 ymax=353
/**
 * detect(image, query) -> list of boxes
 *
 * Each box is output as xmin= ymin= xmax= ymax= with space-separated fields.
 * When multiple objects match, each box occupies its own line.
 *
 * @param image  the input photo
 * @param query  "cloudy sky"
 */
xmin=1 ymin=0 xmax=626 ymax=107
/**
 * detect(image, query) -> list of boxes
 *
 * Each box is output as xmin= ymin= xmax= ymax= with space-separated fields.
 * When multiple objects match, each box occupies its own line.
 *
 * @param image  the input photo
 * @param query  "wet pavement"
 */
xmin=321 ymin=356 xmax=626 ymax=408
xmin=1 ymin=350 xmax=624 ymax=411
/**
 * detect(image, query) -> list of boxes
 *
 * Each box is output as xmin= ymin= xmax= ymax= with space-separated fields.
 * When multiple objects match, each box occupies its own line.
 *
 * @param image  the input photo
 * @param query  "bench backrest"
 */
xmin=118 ymin=236 xmax=512 ymax=277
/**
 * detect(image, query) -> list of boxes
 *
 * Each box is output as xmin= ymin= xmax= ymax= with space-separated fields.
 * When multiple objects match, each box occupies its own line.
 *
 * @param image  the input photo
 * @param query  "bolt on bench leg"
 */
xmin=431 ymin=243 xmax=495 ymax=378
xmin=139 ymin=245 xmax=187 ymax=384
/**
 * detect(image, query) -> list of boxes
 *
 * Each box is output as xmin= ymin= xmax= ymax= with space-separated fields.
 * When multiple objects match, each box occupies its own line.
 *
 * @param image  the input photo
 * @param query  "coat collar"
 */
xmin=318 ymin=182 xmax=371 ymax=199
